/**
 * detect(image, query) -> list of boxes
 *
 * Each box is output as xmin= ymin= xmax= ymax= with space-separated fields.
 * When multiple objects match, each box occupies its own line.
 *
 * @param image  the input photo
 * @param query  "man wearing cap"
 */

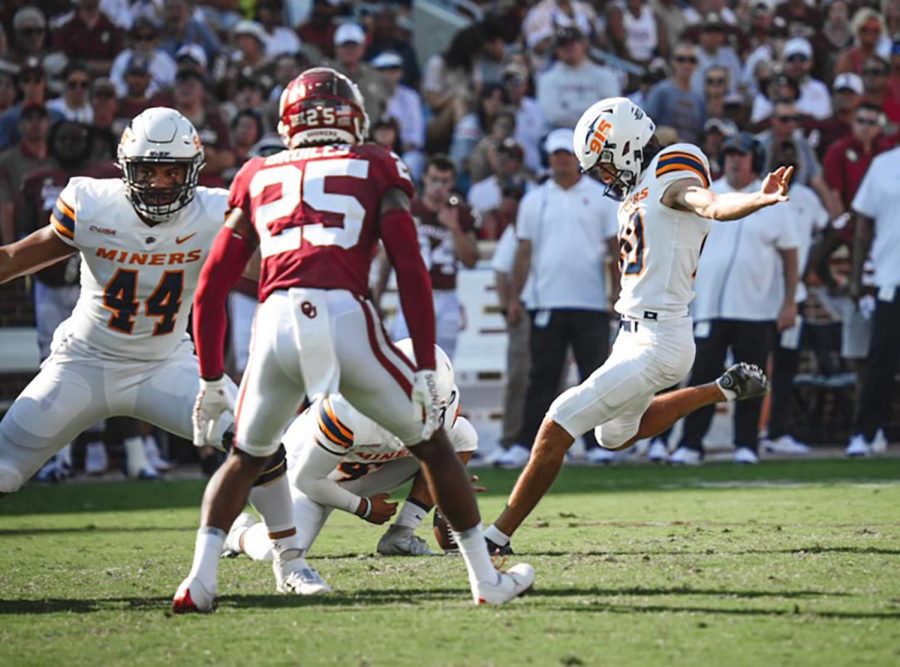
xmin=805 ymin=72 xmax=864 ymax=160
xmin=223 ymin=20 xmax=273 ymax=99
xmin=327 ymin=23 xmax=389 ymax=122
xmin=667 ymin=133 xmax=798 ymax=465
xmin=0 ymin=59 xmax=63 ymax=153
xmin=536 ymin=27 xmax=620 ymax=129
xmin=256 ymin=0 xmax=302 ymax=59
xmin=0 ymin=103 xmax=53 ymax=244
xmin=779 ymin=37 xmax=831 ymax=120
xmin=47 ymin=61 xmax=94 ymax=124
xmin=52 ymin=0 xmax=124 ymax=77
xmin=645 ymin=42 xmax=706 ymax=143
xmin=8 ymin=7 xmax=49 ymax=67
xmin=373 ymin=50 xmax=425 ymax=181
xmin=172 ymin=67 xmax=234 ymax=186
xmin=495 ymin=128 xmax=620 ymax=468
xmin=364 ymin=5 xmax=420 ymax=89
xmin=844 ymin=142 xmax=900 ymax=456
xmin=109 ymin=17 xmax=177 ymax=98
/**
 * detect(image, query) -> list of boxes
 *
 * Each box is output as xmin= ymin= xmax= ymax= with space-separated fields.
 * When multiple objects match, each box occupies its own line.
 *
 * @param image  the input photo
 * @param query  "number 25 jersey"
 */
xmin=228 ymin=143 xmax=415 ymax=303
xmin=51 ymin=177 xmax=229 ymax=360
xmin=614 ymin=143 xmax=712 ymax=321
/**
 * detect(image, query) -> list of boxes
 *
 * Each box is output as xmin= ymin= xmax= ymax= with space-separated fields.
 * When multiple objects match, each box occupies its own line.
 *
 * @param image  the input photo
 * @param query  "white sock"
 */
xmin=249 ymin=475 xmax=303 ymax=554
xmin=188 ymin=527 xmax=225 ymax=593
xmin=124 ymin=436 xmax=150 ymax=476
xmin=394 ymin=497 xmax=429 ymax=530
xmin=452 ymin=524 xmax=499 ymax=589
xmin=716 ymin=377 xmax=737 ymax=401
xmin=240 ymin=522 xmax=274 ymax=561
xmin=483 ymin=524 xmax=510 ymax=547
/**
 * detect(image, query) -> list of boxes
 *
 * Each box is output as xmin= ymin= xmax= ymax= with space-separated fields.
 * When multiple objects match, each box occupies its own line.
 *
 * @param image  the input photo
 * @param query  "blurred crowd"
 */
xmin=0 ymin=0 xmax=898 ymax=473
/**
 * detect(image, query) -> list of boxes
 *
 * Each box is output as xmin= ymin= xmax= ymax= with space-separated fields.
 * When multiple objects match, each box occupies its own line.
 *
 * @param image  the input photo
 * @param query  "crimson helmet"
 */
xmin=277 ymin=67 xmax=369 ymax=148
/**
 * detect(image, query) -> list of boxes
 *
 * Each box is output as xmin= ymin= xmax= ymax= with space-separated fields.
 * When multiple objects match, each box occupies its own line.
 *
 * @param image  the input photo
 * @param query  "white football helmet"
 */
xmin=394 ymin=338 xmax=455 ymax=408
xmin=117 ymin=107 xmax=205 ymax=224
xmin=573 ymin=97 xmax=656 ymax=201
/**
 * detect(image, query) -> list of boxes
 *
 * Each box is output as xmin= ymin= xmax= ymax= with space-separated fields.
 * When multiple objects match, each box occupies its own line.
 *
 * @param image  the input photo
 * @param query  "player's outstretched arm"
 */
xmin=193 ymin=210 xmax=258 ymax=380
xmin=663 ymin=166 xmax=794 ymax=221
xmin=0 ymin=226 xmax=76 ymax=284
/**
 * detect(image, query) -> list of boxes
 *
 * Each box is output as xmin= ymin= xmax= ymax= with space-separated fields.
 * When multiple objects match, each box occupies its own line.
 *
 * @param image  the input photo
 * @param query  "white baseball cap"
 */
xmin=334 ymin=23 xmax=366 ymax=46
xmin=233 ymin=20 xmax=267 ymax=45
xmin=783 ymin=37 xmax=813 ymax=60
xmin=833 ymin=72 xmax=864 ymax=95
xmin=176 ymin=44 xmax=208 ymax=69
xmin=545 ymin=128 xmax=575 ymax=155
xmin=371 ymin=51 xmax=403 ymax=69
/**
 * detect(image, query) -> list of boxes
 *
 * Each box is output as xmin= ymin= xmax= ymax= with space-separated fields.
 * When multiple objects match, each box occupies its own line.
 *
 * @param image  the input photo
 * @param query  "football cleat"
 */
xmin=647 ymin=438 xmax=669 ymax=462
xmin=762 ymin=435 xmax=810 ymax=455
xmin=585 ymin=447 xmax=620 ymax=464
xmin=486 ymin=537 xmax=514 ymax=556
xmin=668 ymin=446 xmax=702 ymax=466
xmin=172 ymin=577 xmax=217 ymax=613
xmin=221 ymin=512 xmax=259 ymax=559
xmin=474 ymin=563 xmax=535 ymax=605
xmin=733 ymin=446 xmax=759 ymax=465
xmin=717 ymin=363 xmax=770 ymax=401
xmin=871 ymin=429 xmax=888 ymax=455
xmin=144 ymin=436 xmax=175 ymax=472
xmin=845 ymin=434 xmax=871 ymax=458
xmin=377 ymin=524 xmax=434 ymax=556
xmin=274 ymin=549 xmax=332 ymax=595
xmin=494 ymin=444 xmax=531 ymax=469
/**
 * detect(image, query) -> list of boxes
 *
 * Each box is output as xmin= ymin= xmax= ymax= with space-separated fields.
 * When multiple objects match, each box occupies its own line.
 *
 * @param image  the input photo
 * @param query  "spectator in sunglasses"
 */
xmin=109 ymin=17 xmax=177 ymax=98
xmin=51 ymin=0 xmax=124 ymax=78
xmin=779 ymin=37 xmax=831 ymax=120
xmin=861 ymin=55 xmax=900 ymax=124
xmin=757 ymin=101 xmax=841 ymax=216
xmin=691 ymin=12 xmax=741 ymax=98
xmin=703 ymin=65 xmax=729 ymax=121
xmin=644 ymin=43 xmax=705 ymax=143
xmin=0 ymin=58 xmax=63 ymax=152
xmin=805 ymin=72 xmax=864 ymax=160
xmin=47 ymin=61 xmax=94 ymax=124
xmin=8 ymin=7 xmax=48 ymax=67
xmin=835 ymin=8 xmax=886 ymax=76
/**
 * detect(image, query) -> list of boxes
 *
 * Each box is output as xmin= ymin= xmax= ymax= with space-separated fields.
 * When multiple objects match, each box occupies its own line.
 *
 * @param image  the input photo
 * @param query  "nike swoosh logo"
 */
xmin=175 ymin=233 xmax=197 ymax=245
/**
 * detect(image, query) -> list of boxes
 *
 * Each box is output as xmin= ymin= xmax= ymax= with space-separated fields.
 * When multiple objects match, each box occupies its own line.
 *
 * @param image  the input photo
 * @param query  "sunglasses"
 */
xmin=20 ymin=74 xmax=43 ymax=84
xmin=776 ymin=114 xmax=799 ymax=122
xmin=134 ymin=33 xmax=156 ymax=41
xmin=674 ymin=55 xmax=698 ymax=64
xmin=863 ymin=68 xmax=887 ymax=76
xmin=854 ymin=116 xmax=879 ymax=125
xmin=786 ymin=54 xmax=809 ymax=63
xmin=67 ymin=80 xmax=90 ymax=90
xmin=18 ymin=27 xmax=44 ymax=36
xmin=705 ymin=77 xmax=726 ymax=85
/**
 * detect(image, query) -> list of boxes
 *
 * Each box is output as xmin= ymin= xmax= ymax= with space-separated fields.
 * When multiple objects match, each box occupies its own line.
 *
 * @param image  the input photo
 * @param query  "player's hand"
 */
xmin=759 ymin=166 xmax=793 ymax=205
xmin=412 ymin=369 xmax=442 ymax=440
xmin=192 ymin=376 xmax=236 ymax=446
xmin=361 ymin=493 xmax=398 ymax=524
xmin=776 ymin=300 xmax=798 ymax=332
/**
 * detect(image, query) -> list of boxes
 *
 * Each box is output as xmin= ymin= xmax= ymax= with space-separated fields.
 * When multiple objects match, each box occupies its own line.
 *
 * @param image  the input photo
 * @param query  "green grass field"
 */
xmin=1 ymin=460 xmax=899 ymax=667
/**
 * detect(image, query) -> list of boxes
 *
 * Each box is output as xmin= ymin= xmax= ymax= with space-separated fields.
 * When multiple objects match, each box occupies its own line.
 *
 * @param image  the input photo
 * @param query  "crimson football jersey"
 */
xmin=411 ymin=198 xmax=476 ymax=291
xmin=229 ymin=143 xmax=415 ymax=302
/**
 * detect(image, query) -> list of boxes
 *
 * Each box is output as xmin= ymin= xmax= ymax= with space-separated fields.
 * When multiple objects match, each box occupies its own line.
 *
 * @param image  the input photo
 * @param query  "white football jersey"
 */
xmin=50 ymin=177 xmax=228 ymax=360
xmin=614 ymin=143 xmax=712 ymax=321
xmin=284 ymin=392 xmax=476 ymax=482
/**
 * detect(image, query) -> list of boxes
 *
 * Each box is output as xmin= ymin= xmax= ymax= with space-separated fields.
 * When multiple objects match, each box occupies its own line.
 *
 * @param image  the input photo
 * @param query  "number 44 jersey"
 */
xmin=614 ymin=143 xmax=712 ymax=322
xmin=51 ymin=177 xmax=229 ymax=361
xmin=228 ymin=143 xmax=415 ymax=303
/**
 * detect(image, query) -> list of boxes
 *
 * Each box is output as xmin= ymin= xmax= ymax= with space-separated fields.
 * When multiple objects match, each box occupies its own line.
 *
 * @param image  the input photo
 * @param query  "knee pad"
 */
xmin=253 ymin=444 xmax=287 ymax=487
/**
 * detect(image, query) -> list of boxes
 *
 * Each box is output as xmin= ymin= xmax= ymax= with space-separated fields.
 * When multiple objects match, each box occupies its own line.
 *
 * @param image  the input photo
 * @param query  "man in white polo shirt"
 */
xmin=668 ymin=133 xmax=799 ymax=465
xmin=495 ymin=128 xmax=620 ymax=467
xmin=845 ymin=145 xmax=900 ymax=456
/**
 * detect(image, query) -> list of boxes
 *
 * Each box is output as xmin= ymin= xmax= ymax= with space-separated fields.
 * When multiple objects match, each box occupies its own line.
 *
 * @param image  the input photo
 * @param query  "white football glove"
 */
xmin=411 ymin=369 xmax=441 ymax=441
xmin=192 ymin=377 xmax=236 ymax=447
